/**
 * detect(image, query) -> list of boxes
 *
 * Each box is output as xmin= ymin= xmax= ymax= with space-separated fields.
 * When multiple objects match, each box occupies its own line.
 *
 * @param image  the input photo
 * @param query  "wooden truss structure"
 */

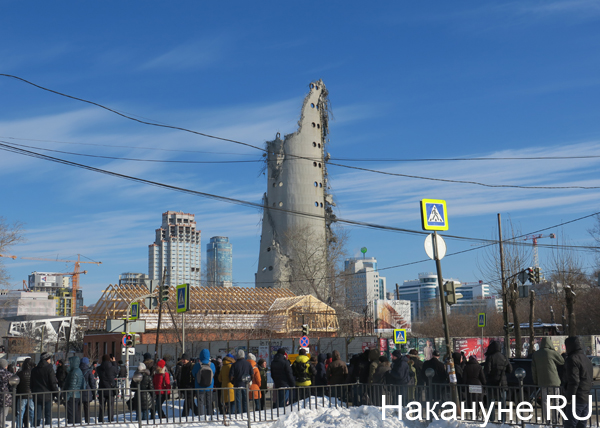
xmin=88 ymin=284 xmax=338 ymax=334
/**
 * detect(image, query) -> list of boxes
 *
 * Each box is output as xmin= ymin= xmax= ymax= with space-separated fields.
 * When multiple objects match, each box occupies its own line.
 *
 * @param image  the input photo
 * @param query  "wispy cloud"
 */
xmin=139 ymin=37 xmax=230 ymax=71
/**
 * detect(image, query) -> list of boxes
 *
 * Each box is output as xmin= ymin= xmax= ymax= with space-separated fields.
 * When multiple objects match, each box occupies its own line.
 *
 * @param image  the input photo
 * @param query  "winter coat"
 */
xmin=562 ymin=337 xmax=593 ymax=404
xmin=56 ymin=363 xmax=68 ymax=389
xmin=192 ymin=349 xmax=216 ymax=390
xmin=372 ymin=361 xmax=391 ymax=384
xmin=0 ymin=368 xmax=12 ymax=407
xmin=249 ymin=360 xmax=261 ymax=400
xmin=452 ymin=353 xmax=464 ymax=385
xmin=96 ymin=360 xmax=119 ymax=390
xmin=152 ymin=366 xmax=172 ymax=395
xmin=31 ymin=359 xmax=59 ymax=401
xmin=484 ymin=341 xmax=512 ymax=387
xmin=64 ymin=356 xmax=85 ymax=400
xmin=462 ymin=357 xmax=486 ymax=386
xmin=271 ymin=353 xmax=295 ymax=388
xmin=131 ymin=370 xmax=154 ymax=410
xmin=346 ymin=355 xmax=361 ymax=383
xmin=259 ymin=366 xmax=268 ymax=391
xmin=292 ymin=354 xmax=316 ymax=387
xmin=386 ymin=356 xmax=411 ymax=385
xmin=367 ymin=349 xmax=380 ymax=384
xmin=408 ymin=355 xmax=425 ymax=385
xmin=79 ymin=362 xmax=96 ymax=403
xmin=230 ymin=357 xmax=253 ymax=388
xmin=118 ymin=364 xmax=127 ymax=378
xmin=314 ymin=354 xmax=328 ymax=386
xmin=178 ymin=361 xmax=195 ymax=389
xmin=532 ymin=337 xmax=564 ymax=387
xmin=218 ymin=356 xmax=235 ymax=403
xmin=358 ymin=351 xmax=371 ymax=384
xmin=422 ymin=357 xmax=448 ymax=384
xmin=16 ymin=359 xmax=33 ymax=395
xmin=327 ymin=350 xmax=348 ymax=385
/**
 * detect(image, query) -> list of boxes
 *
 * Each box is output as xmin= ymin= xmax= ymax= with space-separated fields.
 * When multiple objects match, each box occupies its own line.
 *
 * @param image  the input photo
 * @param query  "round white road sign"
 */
xmin=424 ymin=233 xmax=447 ymax=260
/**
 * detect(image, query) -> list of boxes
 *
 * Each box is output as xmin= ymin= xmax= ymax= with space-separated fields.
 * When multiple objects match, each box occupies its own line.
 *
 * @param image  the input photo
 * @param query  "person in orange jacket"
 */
xmin=247 ymin=354 xmax=262 ymax=411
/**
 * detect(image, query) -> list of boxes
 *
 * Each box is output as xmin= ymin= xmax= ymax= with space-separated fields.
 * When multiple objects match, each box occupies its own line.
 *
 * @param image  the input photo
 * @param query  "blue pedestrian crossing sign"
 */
xmin=393 ymin=329 xmax=407 ymax=344
xmin=420 ymin=199 xmax=449 ymax=231
xmin=478 ymin=313 xmax=486 ymax=328
xmin=176 ymin=283 xmax=190 ymax=313
xmin=129 ymin=302 xmax=139 ymax=321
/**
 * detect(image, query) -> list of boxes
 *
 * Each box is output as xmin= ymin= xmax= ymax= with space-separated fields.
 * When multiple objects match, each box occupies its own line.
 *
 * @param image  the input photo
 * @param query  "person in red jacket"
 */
xmin=152 ymin=360 xmax=171 ymax=419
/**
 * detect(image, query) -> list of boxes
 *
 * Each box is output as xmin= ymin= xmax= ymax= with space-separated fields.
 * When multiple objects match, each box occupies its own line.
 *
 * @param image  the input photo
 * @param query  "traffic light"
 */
xmin=160 ymin=284 xmax=170 ymax=302
xmin=301 ymin=324 xmax=309 ymax=336
xmin=527 ymin=267 xmax=535 ymax=284
xmin=443 ymin=281 xmax=460 ymax=305
xmin=125 ymin=334 xmax=134 ymax=347
xmin=504 ymin=323 xmax=515 ymax=333
xmin=534 ymin=267 xmax=541 ymax=284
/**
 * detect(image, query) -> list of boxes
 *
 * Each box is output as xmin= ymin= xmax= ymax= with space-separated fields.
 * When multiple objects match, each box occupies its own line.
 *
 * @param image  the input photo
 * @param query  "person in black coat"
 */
xmin=484 ymin=340 xmax=512 ymax=412
xmin=314 ymin=354 xmax=328 ymax=387
xmin=462 ymin=356 xmax=486 ymax=409
xmin=452 ymin=352 xmax=464 ymax=385
xmin=96 ymin=354 xmax=119 ymax=422
xmin=131 ymin=363 xmax=154 ymax=421
xmin=384 ymin=350 xmax=411 ymax=406
xmin=16 ymin=358 xmax=35 ymax=428
xmin=562 ymin=337 xmax=594 ymax=428
xmin=422 ymin=351 xmax=448 ymax=402
xmin=79 ymin=357 xmax=96 ymax=424
xmin=30 ymin=352 xmax=58 ymax=427
xmin=177 ymin=354 xmax=198 ymax=417
xmin=271 ymin=349 xmax=295 ymax=407
xmin=55 ymin=360 xmax=68 ymax=390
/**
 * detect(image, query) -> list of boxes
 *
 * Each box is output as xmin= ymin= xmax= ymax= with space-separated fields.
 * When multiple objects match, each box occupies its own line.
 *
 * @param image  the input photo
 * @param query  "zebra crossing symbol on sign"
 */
xmin=420 ymin=199 xmax=449 ymax=231
xmin=393 ymin=329 xmax=407 ymax=344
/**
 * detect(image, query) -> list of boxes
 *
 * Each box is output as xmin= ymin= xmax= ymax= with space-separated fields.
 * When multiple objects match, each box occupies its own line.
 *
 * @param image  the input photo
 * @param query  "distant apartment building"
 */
xmin=148 ymin=211 xmax=201 ymax=287
xmin=206 ymin=236 xmax=233 ymax=287
xmin=119 ymin=272 xmax=149 ymax=287
xmin=398 ymin=273 xmax=501 ymax=319
xmin=27 ymin=272 xmax=83 ymax=316
xmin=344 ymin=257 xmax=386 ymax=317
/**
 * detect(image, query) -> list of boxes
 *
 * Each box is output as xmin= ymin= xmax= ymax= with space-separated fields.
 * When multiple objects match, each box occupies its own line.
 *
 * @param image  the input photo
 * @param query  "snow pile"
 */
xmin=270 ymin=404 xmax=425 ymax=428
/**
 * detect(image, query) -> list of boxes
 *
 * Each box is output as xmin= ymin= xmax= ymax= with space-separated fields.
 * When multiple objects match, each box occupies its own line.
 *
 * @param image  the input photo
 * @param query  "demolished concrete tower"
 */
xmin=256 ymin=80 xmax=336 ymax=301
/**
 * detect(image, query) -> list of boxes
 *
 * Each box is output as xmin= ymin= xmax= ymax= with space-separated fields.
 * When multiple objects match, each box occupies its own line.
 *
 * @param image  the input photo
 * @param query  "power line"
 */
xmin=4 ymin=74 xmax=600 ymax=190
xmin=1 ymin=142 xmax=598 ymax=254
xmin=327 ymin=162 xmax=600 ymax=190
xmin=5 ymin=135 xmax=598 ymax=162
xmin=0 ymin=141 xmax=263 ymax=164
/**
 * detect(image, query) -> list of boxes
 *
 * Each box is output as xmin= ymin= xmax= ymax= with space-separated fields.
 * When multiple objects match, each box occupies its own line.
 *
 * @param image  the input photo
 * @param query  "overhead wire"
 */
xmin=3 ymin=74 xmax=600 ymax=190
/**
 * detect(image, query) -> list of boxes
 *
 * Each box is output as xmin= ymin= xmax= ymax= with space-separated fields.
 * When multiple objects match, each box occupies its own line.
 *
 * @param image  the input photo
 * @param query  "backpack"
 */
xmin=292 ymin=360 xmax=309 ymax=383
xmin=196 ymin=364 xmax=213 ymax=388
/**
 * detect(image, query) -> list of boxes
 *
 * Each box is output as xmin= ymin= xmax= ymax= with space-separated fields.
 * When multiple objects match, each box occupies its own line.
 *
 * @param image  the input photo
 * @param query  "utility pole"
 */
xmin=498 ymin=213 xmax=510 ymax=358
xmin=528 ymin=290 xmax=535 ymax=357
xmin=154 ymin=267 xmax=167 ymax=361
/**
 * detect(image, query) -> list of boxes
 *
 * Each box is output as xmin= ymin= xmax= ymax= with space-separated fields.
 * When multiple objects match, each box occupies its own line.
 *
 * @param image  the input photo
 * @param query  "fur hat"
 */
xmin=247 ymin=353 xmax=256 ymax=361
xmin=237 ymin=349 xmax=245 ymax=359
xmin=0 ymin=359 xmax=7 ymax=369
xmin=138 ymin=363 xmax=146 ymax=371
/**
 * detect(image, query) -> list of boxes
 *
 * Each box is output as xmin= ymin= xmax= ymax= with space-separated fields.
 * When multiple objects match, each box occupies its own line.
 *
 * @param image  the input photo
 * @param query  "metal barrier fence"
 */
xmin=0 ymin=381 xmax=596 ymax=427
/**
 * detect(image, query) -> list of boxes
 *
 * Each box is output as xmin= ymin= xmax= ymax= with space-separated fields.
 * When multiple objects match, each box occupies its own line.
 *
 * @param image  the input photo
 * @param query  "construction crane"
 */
xmin=0 ymin=254 xmax=17 ymax=259
xmin=20 ymin=254 xmax=101 ymax=315
xmin=523 ymin=233 xmax=556 ymax=269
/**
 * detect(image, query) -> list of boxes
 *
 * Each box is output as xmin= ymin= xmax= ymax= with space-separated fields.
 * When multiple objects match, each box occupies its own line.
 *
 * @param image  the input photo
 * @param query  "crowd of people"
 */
xmin=0 ymin=337 xmax=592 ymax=428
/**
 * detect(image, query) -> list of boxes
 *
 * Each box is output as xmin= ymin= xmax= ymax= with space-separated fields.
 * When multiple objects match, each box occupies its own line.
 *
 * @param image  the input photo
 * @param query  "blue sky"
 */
xmin=1 ymin=1 xmax=600 ymax=305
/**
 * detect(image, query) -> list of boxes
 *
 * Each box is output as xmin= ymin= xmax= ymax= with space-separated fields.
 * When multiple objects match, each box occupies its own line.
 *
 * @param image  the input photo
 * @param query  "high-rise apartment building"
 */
xmin=148 ymin=211 xmax=201 ymax=287
xmin=206 ymin=236 xmax=232 ymax=287
xmin=344 ymin=257 xmax=386 ymax=317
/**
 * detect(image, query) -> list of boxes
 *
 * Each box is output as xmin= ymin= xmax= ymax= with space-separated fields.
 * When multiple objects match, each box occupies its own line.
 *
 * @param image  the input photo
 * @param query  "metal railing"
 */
xmin=1 ymin=381 xmax=595 ymax=427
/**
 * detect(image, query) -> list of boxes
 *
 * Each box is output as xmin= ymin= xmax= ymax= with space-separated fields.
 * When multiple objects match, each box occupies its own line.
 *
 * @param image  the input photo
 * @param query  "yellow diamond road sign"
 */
xmin=420 ymin=199 xmax=449 ymax=231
